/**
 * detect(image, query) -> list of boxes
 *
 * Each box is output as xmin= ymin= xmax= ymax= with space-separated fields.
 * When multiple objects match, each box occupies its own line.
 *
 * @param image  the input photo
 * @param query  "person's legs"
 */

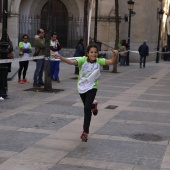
xmin=121 ymin=56 xmax=125 ymax=66
xmin=79 ymin=89 xmax=97 ymax=134
xmin=38 ymin=59 xmax=44 ymax=84
xmin=119 ymin=54 xmax=121 ymax=63
xmin=53 ymin=61 xmax=60 ymax=81
xmin=18 ymin=61 xmax=24 ymax=80
xmin=143 ymin=56 xmax=146 ymax=67
xmin=140 ymin=56 xmax=143 ymax=68
xmin=50 ymin=60 xmax=55 ymax=80
xmin=22 ymin=61 xmax=29 ymax=79
xmin=33 ymin=59 xmax=44 ymax=84
xmin=75 ymin=65 xmax=79 ymax=74
xmin=120 ymin=55 xmax=123 ymax=66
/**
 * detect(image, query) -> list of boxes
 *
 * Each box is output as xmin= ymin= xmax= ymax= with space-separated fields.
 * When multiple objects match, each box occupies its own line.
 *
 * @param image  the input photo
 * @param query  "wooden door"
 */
xmin=41 ymin=0 xmax=68 ymax=47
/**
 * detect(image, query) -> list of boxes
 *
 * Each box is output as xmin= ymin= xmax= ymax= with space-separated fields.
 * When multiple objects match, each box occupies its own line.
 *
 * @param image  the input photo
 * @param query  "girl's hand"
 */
xmin=112 ymin=50 xmax=118 ymax=56
xmin=51 ymin=53 xmax=56 ymax=58
xmin=52 ymin=53 xmax=60 ymax=59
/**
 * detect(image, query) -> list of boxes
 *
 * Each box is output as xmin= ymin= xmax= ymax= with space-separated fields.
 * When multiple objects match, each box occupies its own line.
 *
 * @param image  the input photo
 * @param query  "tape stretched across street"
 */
xmin=0 ymin=50 xmax=170 ymax=64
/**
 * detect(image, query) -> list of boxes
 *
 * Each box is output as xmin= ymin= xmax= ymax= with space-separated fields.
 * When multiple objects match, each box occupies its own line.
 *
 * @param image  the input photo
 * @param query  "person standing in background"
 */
xmin=18 ymin=34 xmax=32 ymax=84
xmin=0 ymin=34 xmax=14 ymax=98
xmin=73 ymin=39 xmax=85 ymax=74
xmin=118 ymin=40 xmax=122 ymax=65
xmin=50 ymin=32 xmax=61 ymax=82
xmin=138 ymin=41 xmax=149 ymax=68
xmin=162 ymin=45 xmax=169 ymax=61
xmin=33 ymin=29 xmax=45 ymax=87
xmin=120 ymin=40 xmax=127 ymax=66
xmin=6 ymin=34 xmax=14 ymax=73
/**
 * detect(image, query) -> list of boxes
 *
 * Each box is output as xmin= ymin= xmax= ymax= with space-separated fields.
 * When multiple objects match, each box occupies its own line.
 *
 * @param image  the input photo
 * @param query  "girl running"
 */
xmin=53 ymin=44 xmax=118 ymax=142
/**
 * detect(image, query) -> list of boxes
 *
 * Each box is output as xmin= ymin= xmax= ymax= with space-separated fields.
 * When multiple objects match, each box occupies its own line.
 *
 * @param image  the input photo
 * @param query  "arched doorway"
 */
xmin=41 ymin=0 xmax=68 ymax=47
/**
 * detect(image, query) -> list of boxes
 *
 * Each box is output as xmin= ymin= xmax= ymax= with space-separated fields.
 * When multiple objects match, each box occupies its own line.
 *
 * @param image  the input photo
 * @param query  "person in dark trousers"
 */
xmin=138 ymin=41 xmax=149 ymax=68
xmin=53 ymin=44 xmax=118 ymax=142
xmin=33 ymin=29 xmax=45 ymax=87
xmin=162 ymin=45 xmax=169 ymax=61
xmin=6 ymin=35 xmax=14 ymax=73
xmin=73 ymin=39 xmax=85 ymax=74
xmin=50 ymin=32 xmax=61 ymax=82
xmin=18 ymin=34 xmax=32 ymax=84
xmin=120 ymin=40 xmax=127 ymax=66
xmin=0 ymin=34 xmax=13 ymax=98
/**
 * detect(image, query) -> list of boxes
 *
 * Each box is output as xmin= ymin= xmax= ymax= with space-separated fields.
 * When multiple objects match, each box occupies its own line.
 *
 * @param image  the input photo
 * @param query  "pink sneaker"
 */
xmin=80 ymin=131 xmax=88 ymax=142
xmin=91 ymin=100 xmax=98 ymax=116
xmin=23 ymin=79 xmax=30 ymax=83
xmin=18 ymin=79 xmax=23 ymax=84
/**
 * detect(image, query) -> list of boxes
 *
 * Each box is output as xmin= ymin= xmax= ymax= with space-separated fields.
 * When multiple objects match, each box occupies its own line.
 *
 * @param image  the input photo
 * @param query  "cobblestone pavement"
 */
xmin=0 ymin=60 xmax=170 ymax=170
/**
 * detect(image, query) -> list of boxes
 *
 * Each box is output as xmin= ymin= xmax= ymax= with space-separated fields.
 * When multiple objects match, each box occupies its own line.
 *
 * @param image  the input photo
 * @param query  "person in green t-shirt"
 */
xmin=18 ymin=34 xmax=32 ymax=84
xmin=53 ymin=44 xmax=118 ymax=142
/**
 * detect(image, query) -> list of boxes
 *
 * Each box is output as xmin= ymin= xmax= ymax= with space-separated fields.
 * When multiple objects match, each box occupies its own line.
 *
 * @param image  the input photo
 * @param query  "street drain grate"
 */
xmin=130 ymin=133 xmax=164 ymax=142
xmin=105 ymin=105 xmax=118 ymax=110
xmin=151 ymin=77 xmax=157 ymax=79
xmin=24 ymin=88 xmax=64 ymax=93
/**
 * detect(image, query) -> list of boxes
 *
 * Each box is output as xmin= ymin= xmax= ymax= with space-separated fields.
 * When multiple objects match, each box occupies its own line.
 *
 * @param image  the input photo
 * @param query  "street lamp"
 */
xmin=126 ymin=0 xmax=135 ymax=66
xmin=94 ymin=0 xmax=98 ymax=43
xmin=0 ymin=0 xmax=9 ymax=98
xmin=156 ymin=9 xmax=164 ymax=63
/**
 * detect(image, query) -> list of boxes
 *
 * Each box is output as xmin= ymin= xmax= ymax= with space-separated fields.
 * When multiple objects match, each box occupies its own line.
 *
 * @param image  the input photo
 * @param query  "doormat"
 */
xmin=24 ymin=88 xmax=64 ymax=93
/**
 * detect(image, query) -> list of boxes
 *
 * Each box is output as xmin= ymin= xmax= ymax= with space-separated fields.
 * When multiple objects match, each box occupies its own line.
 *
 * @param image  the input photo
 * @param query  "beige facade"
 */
xmin=119 ymin=0 xmax=170 ymax=61
xmin=1 ymin=0 xmax=170 ymax=61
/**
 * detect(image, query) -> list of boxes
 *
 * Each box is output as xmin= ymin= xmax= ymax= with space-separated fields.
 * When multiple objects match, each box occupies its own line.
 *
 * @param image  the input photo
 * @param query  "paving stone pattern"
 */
xmin=114 ymin=110 xmax=170 ymax=124
xmin=0 ymin=61 xmax=170 ymax=170
xmin=96 ymin=121 xmax=170 ymax=140
xmin=66 ymin=139 xmax=166 ymax=168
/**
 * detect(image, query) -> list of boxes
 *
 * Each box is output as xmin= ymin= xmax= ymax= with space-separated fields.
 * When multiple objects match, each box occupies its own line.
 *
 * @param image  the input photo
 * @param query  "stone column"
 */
xmin=8 ymin=13 xmax=19 ymax=48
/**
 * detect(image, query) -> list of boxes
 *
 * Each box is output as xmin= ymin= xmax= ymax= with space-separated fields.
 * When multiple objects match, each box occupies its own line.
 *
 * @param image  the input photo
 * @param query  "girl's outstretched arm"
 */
xmin=53 ymin=54 xmax=78 ymax=65
xmin=105 ymin=50 xmax=118 ymax=65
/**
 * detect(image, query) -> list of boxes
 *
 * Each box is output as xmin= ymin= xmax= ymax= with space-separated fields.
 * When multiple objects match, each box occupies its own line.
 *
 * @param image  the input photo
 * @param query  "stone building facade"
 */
xmin=0 ymin=0 xmax=170 ymax=61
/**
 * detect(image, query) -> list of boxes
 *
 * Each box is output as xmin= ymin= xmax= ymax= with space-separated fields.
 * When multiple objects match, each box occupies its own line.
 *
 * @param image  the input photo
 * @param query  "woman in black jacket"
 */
xmin=73 ymin=39 xmax=85 ymax=74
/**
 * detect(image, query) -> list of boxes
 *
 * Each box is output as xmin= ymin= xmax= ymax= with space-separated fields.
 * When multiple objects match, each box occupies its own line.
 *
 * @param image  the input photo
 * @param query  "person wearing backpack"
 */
xmin=18 ymin=34 xmax=32 ymax=84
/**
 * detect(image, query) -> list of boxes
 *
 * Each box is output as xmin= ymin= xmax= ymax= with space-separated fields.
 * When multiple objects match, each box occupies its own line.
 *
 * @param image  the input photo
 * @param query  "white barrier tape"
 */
xmin=100 ymin=50 xmax=170 ymax=54
xmin=0 ymin=50 xmax=169 ymax=64
xmin=0 ymin=55 xmax=84 ymax=63
xmin=47 ymin=57 xmax=81 ymax=61
xmin=0 ymin=55 xmax=44 ymax=64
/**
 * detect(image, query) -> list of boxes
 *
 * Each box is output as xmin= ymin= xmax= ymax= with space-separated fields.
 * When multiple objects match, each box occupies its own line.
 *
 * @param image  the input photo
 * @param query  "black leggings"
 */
xmin=18 ymin=61 xmax=29 ymax=79
xmin=79 ymin=89 xmax=97 ymax=134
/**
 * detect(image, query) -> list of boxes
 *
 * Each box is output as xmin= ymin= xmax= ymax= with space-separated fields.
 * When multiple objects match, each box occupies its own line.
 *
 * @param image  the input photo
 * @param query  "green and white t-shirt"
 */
xmin=76 ymin=56 xmax=106 ymax=94
xmin=19 ymin=42 xmax=32 ymax=58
